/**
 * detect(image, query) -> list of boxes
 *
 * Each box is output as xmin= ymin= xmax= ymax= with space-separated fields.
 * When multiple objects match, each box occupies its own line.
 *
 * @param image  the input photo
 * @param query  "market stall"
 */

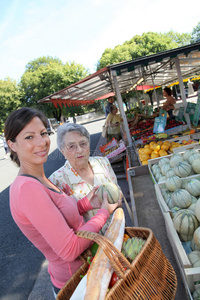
xmin=38 ymin=42 xmax=200 ymax=299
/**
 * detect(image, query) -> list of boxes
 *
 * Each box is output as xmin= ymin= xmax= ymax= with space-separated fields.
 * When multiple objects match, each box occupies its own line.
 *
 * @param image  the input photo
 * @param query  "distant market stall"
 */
xmin=38 ymin=41 xmax=200 ymax=165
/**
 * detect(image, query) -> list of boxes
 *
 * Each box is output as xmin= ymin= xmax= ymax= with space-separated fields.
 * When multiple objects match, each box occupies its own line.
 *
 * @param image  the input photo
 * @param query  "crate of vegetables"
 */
xmin=148 ymin=148 xmax=200 ymax=184
xmin=155 ymin=175 xmax=200 ymax=299
xmin=162 ymin=212 xmax=200 ymax=299
xmin=154 ymin=172 xmax=200 ymax=299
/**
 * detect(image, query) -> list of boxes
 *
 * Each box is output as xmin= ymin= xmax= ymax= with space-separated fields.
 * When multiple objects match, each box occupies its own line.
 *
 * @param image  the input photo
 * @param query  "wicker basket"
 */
xmin=57 ymin=227 xmax=177 ymax=300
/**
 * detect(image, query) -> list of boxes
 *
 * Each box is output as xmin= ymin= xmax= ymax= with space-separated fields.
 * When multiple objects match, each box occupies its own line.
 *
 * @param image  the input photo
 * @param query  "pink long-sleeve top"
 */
xmin=9 ymin=175 xmax=109 ymax=289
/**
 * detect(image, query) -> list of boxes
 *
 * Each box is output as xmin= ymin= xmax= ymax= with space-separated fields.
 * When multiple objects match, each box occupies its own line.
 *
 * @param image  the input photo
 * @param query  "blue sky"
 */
xmin=0 ymin=0 xmax=199 ymax=82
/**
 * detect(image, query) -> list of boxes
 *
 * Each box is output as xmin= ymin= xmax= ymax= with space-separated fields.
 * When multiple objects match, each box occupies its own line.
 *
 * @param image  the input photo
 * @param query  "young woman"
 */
xmin=5 ymin=107 xmax=120 ymax=298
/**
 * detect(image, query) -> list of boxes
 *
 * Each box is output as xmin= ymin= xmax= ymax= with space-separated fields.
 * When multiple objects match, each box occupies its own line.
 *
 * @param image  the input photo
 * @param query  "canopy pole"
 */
xmin=175 ymin=57 xmax=191 ymax=129
xmin=149 ymin=65 xmax=159 ymax=108
xmin=111 ymin=70 xmax=136 ymax=166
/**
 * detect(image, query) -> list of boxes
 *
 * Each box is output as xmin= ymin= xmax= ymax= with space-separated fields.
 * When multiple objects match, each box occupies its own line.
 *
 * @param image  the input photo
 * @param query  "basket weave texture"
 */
xmin=56 ymin=227 xmax=177 ymax=300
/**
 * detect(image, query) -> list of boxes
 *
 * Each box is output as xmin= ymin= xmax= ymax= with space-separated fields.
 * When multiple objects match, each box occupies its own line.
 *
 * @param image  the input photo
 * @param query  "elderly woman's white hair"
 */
xmin=57 ymin=123 xmax=90 ymax=151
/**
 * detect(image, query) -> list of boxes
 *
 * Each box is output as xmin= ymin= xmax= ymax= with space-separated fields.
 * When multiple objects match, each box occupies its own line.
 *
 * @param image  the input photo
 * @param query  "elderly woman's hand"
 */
xmin=87 ymin=186 xmax=101 ymax=209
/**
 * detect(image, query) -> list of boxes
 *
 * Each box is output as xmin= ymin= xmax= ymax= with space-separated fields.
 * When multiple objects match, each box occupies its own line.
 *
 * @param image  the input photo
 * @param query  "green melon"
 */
xmin=155 ymin=171 xmax=162 ymax=181
xmin=170 ymin=153 xmax=183 ymax=168
xmin=158 ymin=175 xmax=166 ymax=183
xmin=165 ymin=175 xmax=182 ymax=191
xmin=165 ymin=169 xmax=176 ymax=179
xmin=179 ymin=232 xmax=193 ymax=242
xmin=183 ymin=149 xmax=198 ymax=161
xmin=191 ymin=195 xmax=198 ymax=204
xmin=188 ymin=250 xmax=200 ymax=267
xmin=173 ymin=209 xmax=199 ymax=236
xmin=192 ymin=158 xmax=200 ymax=174
xmin=170 ymin=206 xmax=181 ymax=218
xmin=174 ymin=161 xmax=192 ymax=178
xmin=162 ymin=190 xmax=173 ymax=201
xmin=195 ymin=199 xmax=200 ymax=222
xmin=188 ymin=152 xmax=200 ymax=165
xmin=194 ymin=227 xmax=200 ymax=251
xmin=191 ymin=236 xmax=200 ymax=251
xmin=158 ymin=157 xmax=170 ymax=168
xmin=165 ymin=196 xmax=174 ymax=209
xmin=97 ymin=182 xmax=120 ymax=204
xmin=187 ymin=203 xmax=196 ymax=213
xmin=185 ymin=179 xmax=200 ymax=197
xmin=161 ymin=163 xmax=171 ymax=175
xmin=171 ymin=189 xmax=192 ymax=208
xmin=152 ymin=164 xmax=160 ymax=175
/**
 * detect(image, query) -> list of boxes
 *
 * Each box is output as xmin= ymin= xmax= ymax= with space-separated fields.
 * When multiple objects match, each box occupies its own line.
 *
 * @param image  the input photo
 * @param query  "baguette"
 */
xmin=84 ymin=208 xmax=125 ymax=300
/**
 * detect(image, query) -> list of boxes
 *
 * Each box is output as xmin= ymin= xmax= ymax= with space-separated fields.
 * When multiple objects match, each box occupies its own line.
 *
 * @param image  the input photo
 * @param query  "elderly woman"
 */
xmin=105 ymin=104 xmax=123 ymax=142
xmin=49 ymin=123 xmax=122 ymax=234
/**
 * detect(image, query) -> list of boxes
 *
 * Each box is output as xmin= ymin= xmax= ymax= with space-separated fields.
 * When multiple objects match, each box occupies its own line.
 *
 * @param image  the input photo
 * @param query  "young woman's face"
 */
xmin=61 ymin=131 xmax=90 ymax=168
xmin=8 ymin=117 xmax=50 ymax=167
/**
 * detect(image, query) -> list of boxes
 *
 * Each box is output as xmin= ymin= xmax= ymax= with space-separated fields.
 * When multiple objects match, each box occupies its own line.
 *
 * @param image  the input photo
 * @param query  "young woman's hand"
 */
xmin=87 ymin=186 xmax=101 ymax=209
xmin=101 ymin=192 xmax=122 ymax=214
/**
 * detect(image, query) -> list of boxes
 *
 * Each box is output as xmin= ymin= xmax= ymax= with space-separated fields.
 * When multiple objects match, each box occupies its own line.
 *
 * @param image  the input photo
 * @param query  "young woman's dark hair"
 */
xmin=4 ymin=107 xmax=48 ymax=167
xmin=163 ymin=87 xmax=172 ymax=96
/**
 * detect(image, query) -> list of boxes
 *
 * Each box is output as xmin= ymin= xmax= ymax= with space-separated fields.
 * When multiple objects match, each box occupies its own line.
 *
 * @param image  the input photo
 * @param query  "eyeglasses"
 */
xmin=65 ymin=140 xmax=89 ymax=152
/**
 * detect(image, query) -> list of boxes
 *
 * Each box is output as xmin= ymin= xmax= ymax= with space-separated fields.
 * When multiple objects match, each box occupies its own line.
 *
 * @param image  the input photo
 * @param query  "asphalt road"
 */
xmin=0 ymin=118 xmax=105 ymax=300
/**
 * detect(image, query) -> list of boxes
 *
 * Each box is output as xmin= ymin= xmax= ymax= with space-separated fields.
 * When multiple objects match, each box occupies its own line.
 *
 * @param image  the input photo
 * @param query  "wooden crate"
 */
xmin=148 ymin=148 xmax=200 ymax=184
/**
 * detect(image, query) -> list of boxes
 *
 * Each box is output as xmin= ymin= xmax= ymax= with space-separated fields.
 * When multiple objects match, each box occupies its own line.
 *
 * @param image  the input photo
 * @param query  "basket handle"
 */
xmin=76 ymin=230 xmax=131 ymax=279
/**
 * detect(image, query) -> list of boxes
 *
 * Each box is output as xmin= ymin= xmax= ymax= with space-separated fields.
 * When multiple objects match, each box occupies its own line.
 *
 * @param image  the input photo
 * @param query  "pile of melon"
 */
xmin=161 ymin=175 xmax=200 ymax=240
xmin=151 ymin=148 xmax=200 ymax=183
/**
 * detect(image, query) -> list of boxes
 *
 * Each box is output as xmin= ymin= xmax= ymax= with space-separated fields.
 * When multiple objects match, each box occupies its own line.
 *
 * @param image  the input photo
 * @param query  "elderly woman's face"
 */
xmin=61 ymin=131 xmax=90 ymax=167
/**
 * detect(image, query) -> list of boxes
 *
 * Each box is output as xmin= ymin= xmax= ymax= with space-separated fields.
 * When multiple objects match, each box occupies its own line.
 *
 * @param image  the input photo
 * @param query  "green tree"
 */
xmin=19 ymin=57 xmax=89 ymax=120
xmin=191 ymin=22 xmax=200 ymax=43
xmin=0 ymin=78 xmax=21 ymax=132
xmin=97 ymin=31 xmax=191 ymax=70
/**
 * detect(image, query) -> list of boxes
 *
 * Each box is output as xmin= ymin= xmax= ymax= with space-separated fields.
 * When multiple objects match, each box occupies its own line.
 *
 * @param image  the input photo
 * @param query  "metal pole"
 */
xmin=150 ymin=66 xmax=159 ymax=108
xmin=111 ymin=70 xmax=136 ymax=167
xmin=175 ymin=57 xmax=191 ymax=129
xmin=111 ymin=70 xmax=133 ymax=147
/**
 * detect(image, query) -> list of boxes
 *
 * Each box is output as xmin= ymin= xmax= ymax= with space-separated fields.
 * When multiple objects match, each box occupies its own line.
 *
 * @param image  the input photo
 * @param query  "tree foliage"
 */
xmin=19 ymin=56 xmax=89 ymax=119
xmin=191 ymin=22 xmax=200 ymax=43
xmin=97 ymin=31 xmax=191 ymax=69
xmin=0 ymin=78 xmax=21 ymax=132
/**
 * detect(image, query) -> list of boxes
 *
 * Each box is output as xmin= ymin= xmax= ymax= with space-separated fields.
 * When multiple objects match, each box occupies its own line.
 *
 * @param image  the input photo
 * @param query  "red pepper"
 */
xmin=109 ymin=272 xmax=119 ymax=288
